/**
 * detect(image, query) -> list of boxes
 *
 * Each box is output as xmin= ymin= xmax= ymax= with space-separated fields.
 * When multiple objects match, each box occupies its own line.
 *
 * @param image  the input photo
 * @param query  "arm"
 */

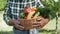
xmin=3 ymin=1 xmax=19 ymax=26
xmin=3 ymin=2 xmax=18 ymax=26
xmin=3 ymin=1 xmax=25 ymax=30
xmin=3 ymin=1 xmax=12 ymax=25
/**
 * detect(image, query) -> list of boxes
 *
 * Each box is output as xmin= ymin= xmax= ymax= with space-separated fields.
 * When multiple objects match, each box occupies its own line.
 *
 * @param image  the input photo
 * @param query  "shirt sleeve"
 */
xmin=3 ymin=1 xmax=12 ymax=24
xmin=36 ymin=0 xmax=44 ymax=8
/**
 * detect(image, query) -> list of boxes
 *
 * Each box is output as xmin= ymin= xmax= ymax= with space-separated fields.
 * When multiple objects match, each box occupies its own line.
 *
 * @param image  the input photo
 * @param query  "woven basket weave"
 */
xmin=19 ymin=18 xmax=36 ymax=30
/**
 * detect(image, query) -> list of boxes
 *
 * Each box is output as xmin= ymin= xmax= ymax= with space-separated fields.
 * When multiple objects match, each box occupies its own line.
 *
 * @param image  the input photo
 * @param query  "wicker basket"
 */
xmin=19 ymin=18 xmax=36 ymax=30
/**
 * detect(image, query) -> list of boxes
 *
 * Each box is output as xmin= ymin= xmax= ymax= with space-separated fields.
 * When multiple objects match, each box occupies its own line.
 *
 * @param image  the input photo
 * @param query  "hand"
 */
xmin=18 ymin=17 xmax=34 ymax=29
xmin=32 ymin=16 xmax=49 ymax=29
xmin=32 ymin=18 xmax=42 ymax=29
xmin=13 ymin=20 xmax=25 ymax=30
xmin=8 ymin=19 xmax=25 ymax=30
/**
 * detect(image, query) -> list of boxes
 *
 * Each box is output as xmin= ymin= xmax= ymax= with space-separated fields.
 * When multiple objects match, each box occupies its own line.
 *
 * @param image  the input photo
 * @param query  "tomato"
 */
xmin=23 ymin=5 xmax=31 ymax=13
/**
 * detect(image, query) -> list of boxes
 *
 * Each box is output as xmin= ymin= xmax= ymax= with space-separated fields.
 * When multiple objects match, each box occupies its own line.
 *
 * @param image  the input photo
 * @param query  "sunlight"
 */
xmin=54 ymin=0 xmax=58 ymax=2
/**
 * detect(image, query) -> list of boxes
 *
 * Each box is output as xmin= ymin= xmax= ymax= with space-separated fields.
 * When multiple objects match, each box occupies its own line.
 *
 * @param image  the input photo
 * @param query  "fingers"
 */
xmin=15 ymin=24 xmax=25 ymax=30
xmin=32 ymin=22 xmax=40 ymax=25
xmin=32 ymin=16 xmax=43 ymax=28
xmin=36 ymin=18 xmax=42 ymax=22
xmin=32 ymin=25 xmax=39 ymax=28
xmin=32 ymin=24 xmax=41 ymax=29
xmin=32 ymin=22 xmax=41 ymax=29
xmin=13 ymin=20 xmax=25 ymax=30
xmin=14 ymin=21 xmax=25 ymax=30
xmin=13 ymin=20 xmax=20 ymax=25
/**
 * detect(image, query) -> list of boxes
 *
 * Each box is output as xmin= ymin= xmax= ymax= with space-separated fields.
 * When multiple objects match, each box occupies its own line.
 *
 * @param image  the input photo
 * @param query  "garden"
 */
xmin=0 ymin=0 xmax=60 ymax=34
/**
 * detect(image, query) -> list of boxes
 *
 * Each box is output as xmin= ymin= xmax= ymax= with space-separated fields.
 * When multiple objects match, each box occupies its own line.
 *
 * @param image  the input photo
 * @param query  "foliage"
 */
xmin=36 ymin=7 xmax=51 ymax=18
xmin=40 ymin=0 xmax=60 ymax=19
xmin=0 ymin=0 xmax=7 ymax=11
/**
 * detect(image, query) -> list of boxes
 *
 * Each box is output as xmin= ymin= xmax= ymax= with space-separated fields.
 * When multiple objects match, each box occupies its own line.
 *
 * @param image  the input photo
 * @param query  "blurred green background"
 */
xmin=0 ymin=0 xmax=7 ymax=11
xmin=0 ymin=0 xmax=60 ymax=34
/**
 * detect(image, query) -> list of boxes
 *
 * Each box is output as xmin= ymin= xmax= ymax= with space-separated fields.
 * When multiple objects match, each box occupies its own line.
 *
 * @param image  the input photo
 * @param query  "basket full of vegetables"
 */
xmin=19 ymin=6 xmax=40 ymax=30
xmin=19 ymin=5 xmax=51 ymax=30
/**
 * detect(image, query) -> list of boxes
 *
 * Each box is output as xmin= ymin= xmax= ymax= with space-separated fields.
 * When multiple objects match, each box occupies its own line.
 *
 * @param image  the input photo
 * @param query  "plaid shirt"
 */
xmin=3 ymin=0 xmax=44 ymax=24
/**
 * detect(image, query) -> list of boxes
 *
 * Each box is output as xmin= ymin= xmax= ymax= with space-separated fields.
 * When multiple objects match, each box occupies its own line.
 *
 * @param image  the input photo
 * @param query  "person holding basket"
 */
xmin=3 ymin=0 xmax=49 ymax=34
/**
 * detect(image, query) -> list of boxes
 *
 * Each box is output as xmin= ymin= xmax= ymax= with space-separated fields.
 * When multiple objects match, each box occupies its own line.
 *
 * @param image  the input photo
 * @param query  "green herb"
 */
xmin=19 ymin=11 xmax=25 ymax=18
xmin=36 ymin=7 xmax=51 ymax=18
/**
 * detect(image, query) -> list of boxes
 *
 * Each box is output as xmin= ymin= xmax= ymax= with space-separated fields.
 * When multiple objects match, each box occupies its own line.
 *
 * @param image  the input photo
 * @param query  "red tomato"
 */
xmin=23 ymin=5 xmax=31 ymax=13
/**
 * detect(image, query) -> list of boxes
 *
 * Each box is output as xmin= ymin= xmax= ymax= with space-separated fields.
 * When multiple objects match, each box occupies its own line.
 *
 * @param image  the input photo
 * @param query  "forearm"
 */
xmin=3 ymin=1 xmax=13 ymax=25
xmin=8 ymin=19 xmax=15 ymax=26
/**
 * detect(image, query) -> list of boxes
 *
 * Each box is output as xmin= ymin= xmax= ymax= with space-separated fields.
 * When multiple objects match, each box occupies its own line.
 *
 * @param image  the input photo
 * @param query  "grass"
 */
xmin=0 ymin=12 xmax=60 ymax=34
xmin=39 ymin=29 xmax=55 ymax=34
xmin=0 ymin=31 xmax=12 ymax=34
xmin=0 ymin=0 xmax=7 ymax=11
